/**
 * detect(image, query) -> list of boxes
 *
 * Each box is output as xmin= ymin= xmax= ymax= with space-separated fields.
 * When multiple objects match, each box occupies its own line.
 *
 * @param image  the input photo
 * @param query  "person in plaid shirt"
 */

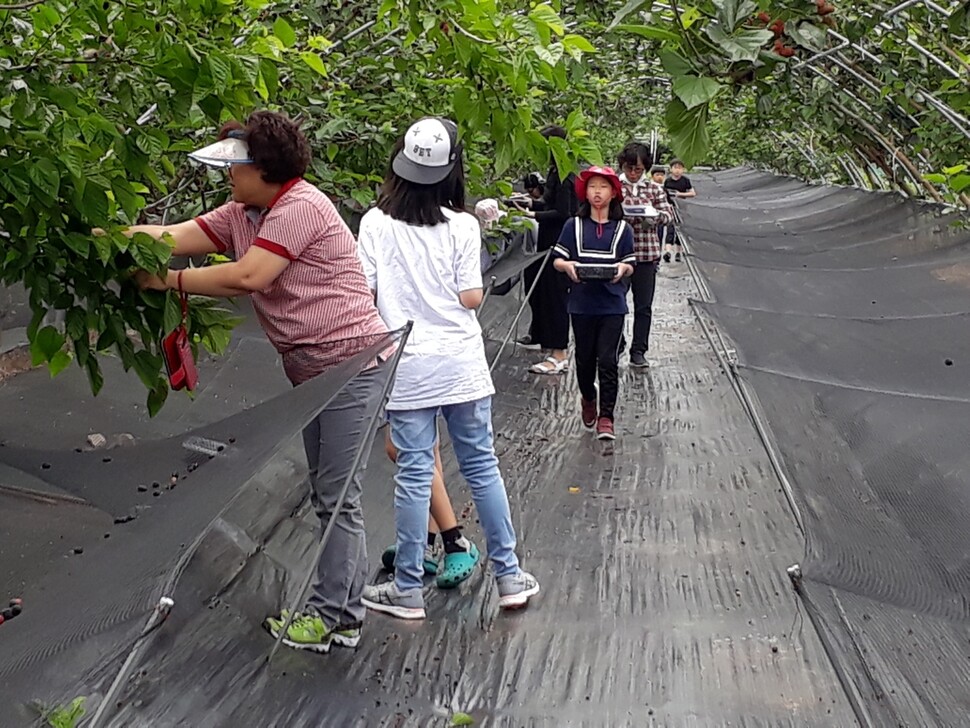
xmin=618 ymin=142 xmax=674 ymax=368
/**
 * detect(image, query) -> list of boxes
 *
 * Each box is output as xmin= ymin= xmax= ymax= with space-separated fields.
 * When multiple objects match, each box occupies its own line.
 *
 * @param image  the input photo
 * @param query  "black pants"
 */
xmin=630 ymin=260 xmax=659 ymax=356
xmin=659 ymin=224 xmax=679 ymax=247
xmin=572 ymin=313 xmax=624 ymax=420
xmin=524 ymin=255 xmax=570 ymax=350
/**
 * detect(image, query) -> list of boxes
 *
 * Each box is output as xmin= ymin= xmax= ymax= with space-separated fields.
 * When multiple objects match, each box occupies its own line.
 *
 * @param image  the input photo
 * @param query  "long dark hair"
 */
xmin=377 ymin=137 xmax=466 ymax=226
xmin=578 ymin=199 xmax=624 ymax=221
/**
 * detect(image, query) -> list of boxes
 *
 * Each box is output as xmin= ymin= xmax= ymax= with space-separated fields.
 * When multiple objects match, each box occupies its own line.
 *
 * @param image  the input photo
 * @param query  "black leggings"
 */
xmin=525 ymin=256 xmax=570 ymax=350
xmin=571 ymin=313 xmax=625 ymax=420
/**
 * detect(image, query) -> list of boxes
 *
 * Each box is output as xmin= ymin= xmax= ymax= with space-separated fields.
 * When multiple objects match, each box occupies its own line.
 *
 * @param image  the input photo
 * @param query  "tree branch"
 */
xmin=0 ymin=0 xmax=45 ymax=9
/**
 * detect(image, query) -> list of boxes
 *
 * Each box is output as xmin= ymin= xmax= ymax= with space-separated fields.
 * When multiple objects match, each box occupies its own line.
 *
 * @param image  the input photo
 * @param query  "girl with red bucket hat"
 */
xmin=551 ymin=166 xmax=636 ymax=440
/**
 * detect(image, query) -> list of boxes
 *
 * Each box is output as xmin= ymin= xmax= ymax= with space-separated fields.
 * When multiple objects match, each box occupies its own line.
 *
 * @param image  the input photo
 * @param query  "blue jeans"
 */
xmin=387 ymin=397 xmax=520 ymax=592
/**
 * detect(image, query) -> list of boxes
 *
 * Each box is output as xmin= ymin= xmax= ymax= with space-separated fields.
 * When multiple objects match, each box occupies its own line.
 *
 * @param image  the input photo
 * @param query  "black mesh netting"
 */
xmin=683 ymin=168 xmax=970 ymax=727
xmin=0 ymin=237 xmax=540 ymax=727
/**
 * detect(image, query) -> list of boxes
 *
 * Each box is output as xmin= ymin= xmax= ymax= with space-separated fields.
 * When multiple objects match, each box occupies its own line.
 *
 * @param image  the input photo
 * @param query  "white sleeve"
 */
xmin=356 ymin=211 xmax=379 ymax=291
xmin=454 ymin=214 xmax=484 ymax=292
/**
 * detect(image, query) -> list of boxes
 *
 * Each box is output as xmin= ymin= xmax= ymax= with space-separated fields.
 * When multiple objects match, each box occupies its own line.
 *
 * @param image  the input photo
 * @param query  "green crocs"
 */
xmin=436 ymin=542 xmax=481 ymax=589
xmin=381 ymin=543 xmax=441 ymax=576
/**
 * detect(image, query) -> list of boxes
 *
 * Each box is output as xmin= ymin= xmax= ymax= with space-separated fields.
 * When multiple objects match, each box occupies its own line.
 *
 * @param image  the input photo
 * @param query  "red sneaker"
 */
xmin=581 ymin=398 xmax=597 ymax=429
xmin=596 ymin=417 xmax=615 ymax=441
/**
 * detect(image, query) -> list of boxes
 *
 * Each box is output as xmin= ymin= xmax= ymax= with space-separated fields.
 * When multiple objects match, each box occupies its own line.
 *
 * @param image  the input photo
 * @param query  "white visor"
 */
xmin=188 ymin=138 xmax=253 ymax=168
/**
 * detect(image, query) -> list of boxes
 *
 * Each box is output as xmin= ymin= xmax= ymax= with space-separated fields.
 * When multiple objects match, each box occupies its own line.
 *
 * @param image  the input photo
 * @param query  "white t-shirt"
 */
xmin=356 ymin=207 xmax=495 ymax=411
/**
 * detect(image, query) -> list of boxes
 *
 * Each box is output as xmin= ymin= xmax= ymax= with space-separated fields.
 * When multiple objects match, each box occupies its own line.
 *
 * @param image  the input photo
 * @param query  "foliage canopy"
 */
xmin=1 ymin=0 xmax=966 ymax=411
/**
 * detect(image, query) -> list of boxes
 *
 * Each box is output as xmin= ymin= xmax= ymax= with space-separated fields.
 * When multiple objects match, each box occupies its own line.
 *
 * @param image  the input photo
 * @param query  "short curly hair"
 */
xmin=218 ymin=111 xmax=310 ymax=184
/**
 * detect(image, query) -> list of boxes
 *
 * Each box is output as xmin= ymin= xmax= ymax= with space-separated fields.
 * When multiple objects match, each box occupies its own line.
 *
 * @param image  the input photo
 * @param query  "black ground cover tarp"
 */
xmin=682 ymin=167 xmax=970 ymax=727
xmin=0 ymin=330 xmax=403 ymax=719
xmin=0 ymin=235 xmax=857 ymax=726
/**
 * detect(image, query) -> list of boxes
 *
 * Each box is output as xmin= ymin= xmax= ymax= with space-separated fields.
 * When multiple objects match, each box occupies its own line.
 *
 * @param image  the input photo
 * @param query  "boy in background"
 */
xmin=662 ymin=159 xmax=695 ymax=263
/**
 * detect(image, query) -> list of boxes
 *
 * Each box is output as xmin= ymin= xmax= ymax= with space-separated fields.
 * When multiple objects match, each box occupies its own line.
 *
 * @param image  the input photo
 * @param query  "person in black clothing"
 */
xmin=523 ymin=172 xmax=545 ymax=200
xmin=661 ymin=159 xmax=695 ymax=263
xmin=514 ymin=125 xmax=578 ymax=375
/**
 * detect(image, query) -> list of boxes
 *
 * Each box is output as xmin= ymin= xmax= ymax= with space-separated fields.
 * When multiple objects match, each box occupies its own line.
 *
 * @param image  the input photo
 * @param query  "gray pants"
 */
xmin=301 ymin=366 xmax=387 ymax=626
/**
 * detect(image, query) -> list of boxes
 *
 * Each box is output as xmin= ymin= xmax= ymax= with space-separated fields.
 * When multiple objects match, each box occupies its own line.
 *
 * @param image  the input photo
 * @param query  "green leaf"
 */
xmin=82 ymin=182 xmax=110 ymax=225
xmin=48 ymin=350 xmax=73 ymax=377
xmin=948 ymin=174 xmax=970 ymax=193
xmin=65 ymin=307 xmax=87 ymax=342
xmin=453 ymin=86 xmax=473 ymax=125
xmin=163 ymin=291 xmax=183 ymax=335
xmin=573 ymin=137 xmax=604 ymax=166
xmin=533 ymin=43 xmax=563 ymax=66
xmin=547 ymin=136 xmax=575 ymax=178
xmin=31 ymin=325 xmax=65 ymax=365
xmin=147 ymin=382 xmax=169 ymax=417
xmin=451 ymin=713 xmax=475 ymax=726
xmin=208 ymin=53 xmax=233 ymax=88
xmin=273 ymin=17 xmax=297 ymax=48
xmin=29 ymin=159 xmax=61 ymax=199
xmin=659 ymin=49 xmax=694 ymax=77
xmin=789 ymin=21 xmax=827 ymax=52
xmin=561 ymin=34 xmax=596 ymax=53
xmin=607 ymin=0 xmax=654 ymax=31
xmin=300 ymin=51 xmax=328 ymax=77
xmin=613 ymin=24 xmax=680 ymax=43
xmin=45 ymin=696 xmax=86 ymax=728
xmin=86 ymin=357 xmax=104 ymax=395
xmin=565 ymin=109 xmax=586 ymax=134
xmin=924 ymin=173 xmax=947 ymax=184
xmin=92 ymin=234 xmax=113 ymax=265
xmin=201 ymin=324 xmax=232 ymax=354
xmin=259 ymin=59 xmax=279 ymax=98
xmin=63 ymin=233 xmax=92 ymax=259
xmin=706 ymin=26 xmax=773 ymax=63
xmin=255 ymin=70 xmax=270 ymax=101
xmin=713 ymin=0 xmax=757 ymax=32
xmin=666 ymin=98 xmax=710 ymax=168
xmin=680 ymin=6 xmax=702 ymax=29
xmin=132 ymin=350 xmax=163 ymax=389
xmin=673 ymin=76 xmax=726 ymax=110
xmin=529 ymin=4 xmax=565 ymax=36
xmin=943 ymin=164 xmax=968 ymax=176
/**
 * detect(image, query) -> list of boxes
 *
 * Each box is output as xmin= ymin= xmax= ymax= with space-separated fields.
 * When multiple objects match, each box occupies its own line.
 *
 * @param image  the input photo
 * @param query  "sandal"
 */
xmin=529 ymin=356 xmax=569 ymax=375
xmin=436 ymin=543 xmax=481 ymax=589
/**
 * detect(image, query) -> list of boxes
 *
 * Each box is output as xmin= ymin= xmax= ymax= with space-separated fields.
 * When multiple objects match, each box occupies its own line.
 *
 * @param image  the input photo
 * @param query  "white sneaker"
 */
xmin=496 ymin=571 xmax=540 ymax=610
xmin=361 ymin=581 xmax=426 ymax=620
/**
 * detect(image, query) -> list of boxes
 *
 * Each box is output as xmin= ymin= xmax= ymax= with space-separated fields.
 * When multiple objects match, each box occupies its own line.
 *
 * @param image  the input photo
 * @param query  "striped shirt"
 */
xmin=196 ymin=179 xmax=388 ymax=385
xmin=552 ymin=217 xmax=635 ymax=316
xmin=619 ymin=174 xmax=674 ymax=262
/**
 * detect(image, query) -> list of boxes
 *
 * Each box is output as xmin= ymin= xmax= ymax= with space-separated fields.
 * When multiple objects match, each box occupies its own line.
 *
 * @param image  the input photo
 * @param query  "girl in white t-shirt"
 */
xmin=356 ymin=117 xmax=539 ymax=620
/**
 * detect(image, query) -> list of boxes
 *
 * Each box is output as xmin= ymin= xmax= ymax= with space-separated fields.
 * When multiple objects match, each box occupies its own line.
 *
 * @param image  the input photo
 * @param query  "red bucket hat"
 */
xmin=575 ymin=165 xmax=623 ymax=201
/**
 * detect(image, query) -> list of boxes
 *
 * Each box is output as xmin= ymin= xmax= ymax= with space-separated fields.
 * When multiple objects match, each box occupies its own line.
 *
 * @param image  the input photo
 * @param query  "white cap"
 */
xmin=392 ymin=118 xmax=460 ymax=185
xmin=188 ymin=137 xmax=252 ymax=168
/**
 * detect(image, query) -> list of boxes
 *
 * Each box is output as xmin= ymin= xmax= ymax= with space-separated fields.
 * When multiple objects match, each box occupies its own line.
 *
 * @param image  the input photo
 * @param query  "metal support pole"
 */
xmin=488 ymin=250 xmax=551 ymax=373
xmin=267 ymin=327 xmax=411 ymax=663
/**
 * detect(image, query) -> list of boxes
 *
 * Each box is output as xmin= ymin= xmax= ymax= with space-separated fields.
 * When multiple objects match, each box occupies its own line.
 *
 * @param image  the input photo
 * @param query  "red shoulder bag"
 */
xmin=161 ymin=270 xmax=199 ymax=391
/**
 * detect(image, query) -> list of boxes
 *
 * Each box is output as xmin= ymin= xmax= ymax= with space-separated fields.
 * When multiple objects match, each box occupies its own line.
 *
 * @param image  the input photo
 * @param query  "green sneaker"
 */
xmin=437 ymin=541 xmax=481 ymax=589
xmin=264 ymin=610 xmax=362 ymax=653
